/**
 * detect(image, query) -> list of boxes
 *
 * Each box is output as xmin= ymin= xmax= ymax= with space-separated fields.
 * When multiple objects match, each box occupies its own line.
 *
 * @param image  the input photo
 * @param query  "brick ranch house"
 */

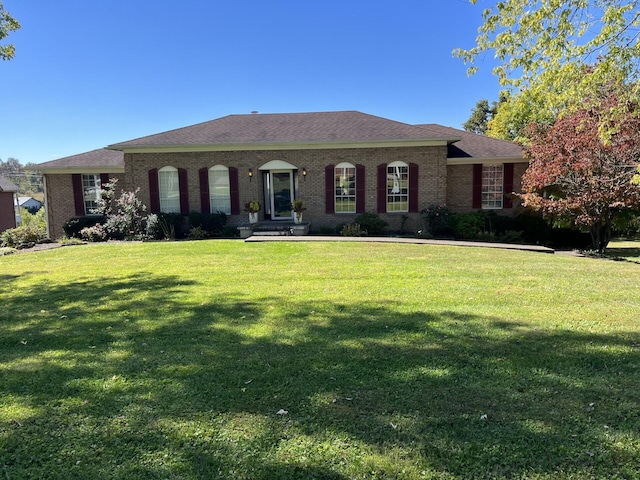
xmin=38 ymin=111 xmax=526 ymax=239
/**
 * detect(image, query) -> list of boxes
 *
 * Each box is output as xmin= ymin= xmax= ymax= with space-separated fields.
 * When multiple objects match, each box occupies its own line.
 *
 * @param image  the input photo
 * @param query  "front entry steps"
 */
xmin=238 ymin=221 xmax=310 ymax=239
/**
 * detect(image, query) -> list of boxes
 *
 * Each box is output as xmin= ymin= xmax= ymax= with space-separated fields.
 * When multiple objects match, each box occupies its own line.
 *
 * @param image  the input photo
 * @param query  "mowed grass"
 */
xmin=1 ymin=240 xmax=639 ymax=480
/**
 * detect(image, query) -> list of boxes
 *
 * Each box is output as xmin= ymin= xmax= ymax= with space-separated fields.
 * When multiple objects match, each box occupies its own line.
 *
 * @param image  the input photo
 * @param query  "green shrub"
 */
xmin=146 ymin=213 xmax=187 ymax=240
xmin=187 ymin=226 xmax=208 ymax=240
xmin=80 ymin=224 xmax=107 ymax=242
xmin=189 ymin=211 xmax=228 ymax=236
xmin=421 ymin=205 xmax=452 ymax=236
xmin=316 ymin=226 xmax=338 ymax=235
xmin=354 ymin=213 xmax=387 ymax=235
xmin=0 ymin=224 xmax=47 ymax=248
xmin=448 ymin=211 xmax=486 ymax=239
xmin=63 ymin=216 xmax=105 ymax=238
xmin=341 ymin=223 xmax=367 ymax=237
xmin=220 ymin=226 xmax=240 ymax=238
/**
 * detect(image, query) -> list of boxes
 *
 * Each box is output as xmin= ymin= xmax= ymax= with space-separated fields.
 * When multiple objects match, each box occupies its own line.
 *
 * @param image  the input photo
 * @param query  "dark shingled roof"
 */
xmin=0 ymin=175 xmax=19 ymax=192
xmin=109 ymin=111 xmax=447 ymax=148
xmin=418 ymin=124 xmax=524 ymax=159
xmin=38 ymin=148 xmax=124 ymax=169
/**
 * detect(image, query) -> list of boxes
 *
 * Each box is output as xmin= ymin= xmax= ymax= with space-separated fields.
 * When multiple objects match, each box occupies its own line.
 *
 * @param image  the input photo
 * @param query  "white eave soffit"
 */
xmin=447 ymin=157 xmax=526 ymax=165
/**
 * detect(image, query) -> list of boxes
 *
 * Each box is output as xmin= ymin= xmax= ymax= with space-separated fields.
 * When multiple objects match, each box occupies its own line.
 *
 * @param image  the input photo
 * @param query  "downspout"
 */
xmin=14 ymin=192 xmax=20 ymax=227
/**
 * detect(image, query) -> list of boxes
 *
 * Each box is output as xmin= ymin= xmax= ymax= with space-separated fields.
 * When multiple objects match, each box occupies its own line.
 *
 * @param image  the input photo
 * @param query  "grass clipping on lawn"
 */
xmin=1 ymin=240 xmax=639 ymax=479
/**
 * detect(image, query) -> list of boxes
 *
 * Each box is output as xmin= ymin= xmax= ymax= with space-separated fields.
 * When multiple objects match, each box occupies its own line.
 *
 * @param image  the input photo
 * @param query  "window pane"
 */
xmin=82 ymin=174 xmax=101 ymax=214
xmin=387 ymin=164 xmax=408 ymax=212
xmin=335 ymin=165 xmax=355 ymax=213
xmin=482 ymin=165 xmax=503 ymax=209
xmin=159 ymin=169 xmax=180 ymax=213
xmin=209 ymin=167 xmax=231 ymax=214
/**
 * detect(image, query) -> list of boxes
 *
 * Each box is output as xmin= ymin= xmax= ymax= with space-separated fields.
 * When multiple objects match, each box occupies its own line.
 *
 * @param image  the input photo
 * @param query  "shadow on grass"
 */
xmin=1 ymin=273 xmax=639 ymax=479
xmin=603 ymin=247 xmax=640 ymax=263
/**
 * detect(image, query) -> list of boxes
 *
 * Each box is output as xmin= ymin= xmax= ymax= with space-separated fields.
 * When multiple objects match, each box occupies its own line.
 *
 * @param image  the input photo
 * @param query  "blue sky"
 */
xmin=1 ymin=0 xmax=502 ymax=165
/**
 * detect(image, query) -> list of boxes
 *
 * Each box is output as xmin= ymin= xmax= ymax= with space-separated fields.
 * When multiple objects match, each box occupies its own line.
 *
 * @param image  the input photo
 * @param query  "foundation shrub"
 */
xmin=354 ymin=212 xmax=387 ymax=235
xmin=341 ymin=223 xmax=367 ymax=237
xmin=0 ymin=224 xmax=47 ymax=248
xmin=63 ymin=216 xmax=106 ymax=238
xmin=188 ymin=211 xmax=228 ymax=237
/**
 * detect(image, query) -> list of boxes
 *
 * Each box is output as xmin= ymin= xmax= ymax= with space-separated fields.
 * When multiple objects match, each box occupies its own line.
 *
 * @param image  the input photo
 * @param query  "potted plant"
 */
xmin=291 ymin=199 xmax=306 ymax=224
xmin=244 ymin=200 xmax=260 ymax=224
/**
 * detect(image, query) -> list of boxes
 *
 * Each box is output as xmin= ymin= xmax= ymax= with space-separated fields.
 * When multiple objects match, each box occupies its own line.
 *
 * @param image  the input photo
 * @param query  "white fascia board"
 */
xmin=447 ymin=156 xmax=527 ymax=165
xmin=108 ymin=139 xmax=449 ymax=154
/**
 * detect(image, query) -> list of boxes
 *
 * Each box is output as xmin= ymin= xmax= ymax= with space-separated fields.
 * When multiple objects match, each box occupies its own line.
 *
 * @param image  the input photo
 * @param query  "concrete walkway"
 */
xmin=245 ymin=235 xmax=555 ymax=254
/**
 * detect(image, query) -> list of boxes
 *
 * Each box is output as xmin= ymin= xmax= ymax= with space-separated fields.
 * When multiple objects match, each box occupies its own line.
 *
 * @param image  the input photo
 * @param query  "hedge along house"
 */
xmin=38 ymin=111 xmax=525 ymax=239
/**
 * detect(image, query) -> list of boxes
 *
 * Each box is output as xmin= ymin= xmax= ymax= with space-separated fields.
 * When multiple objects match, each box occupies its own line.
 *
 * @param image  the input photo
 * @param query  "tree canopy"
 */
xmin=0 ymin=158 xmax=43 ymax=197
xmin=0 ymin=1 xmax=20 ymax=61
xmin=463 ymin=95 xmax=507 ymax=135
xmin=455 ymin=0 xmax=640 ymax=141
xmin=519 ymin=87 xmax=640 ymax=252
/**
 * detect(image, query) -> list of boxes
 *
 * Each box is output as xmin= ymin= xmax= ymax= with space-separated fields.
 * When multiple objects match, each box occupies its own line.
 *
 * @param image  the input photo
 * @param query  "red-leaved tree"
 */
xmin=520 ymin=92 xmax=640 ymax=253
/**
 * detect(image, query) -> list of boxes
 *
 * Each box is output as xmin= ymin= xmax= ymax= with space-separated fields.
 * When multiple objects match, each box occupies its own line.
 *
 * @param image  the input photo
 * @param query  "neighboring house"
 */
xmin=18 ymin=196 xmax=43 ymax=212
xmin=38 ymin=111 xmax=526 ymax=239
xmin=0 ymin=175 xmax=19 ymax=234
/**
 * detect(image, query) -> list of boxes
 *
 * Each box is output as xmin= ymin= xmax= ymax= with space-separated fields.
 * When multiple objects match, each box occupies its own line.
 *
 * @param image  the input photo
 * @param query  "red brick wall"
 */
xmin=44 ymin=173 xmax=125 ymax=239
xmin=446 ymin=162 xmax=527 ymax=213
xmin=124 ymin=145 xmax=449 ymax=233
xmin=0 ymin=192 xmax=16 ymax=233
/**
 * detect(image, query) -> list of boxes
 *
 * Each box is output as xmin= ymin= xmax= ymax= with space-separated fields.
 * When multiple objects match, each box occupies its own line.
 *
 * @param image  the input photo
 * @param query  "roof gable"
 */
xmin=417 ymin=124 xmax=524 ymax=159
xmin=0 ymin=175 xmax=19 ymax=192
xmin=38 ymin=148 xmax=124 ymax=171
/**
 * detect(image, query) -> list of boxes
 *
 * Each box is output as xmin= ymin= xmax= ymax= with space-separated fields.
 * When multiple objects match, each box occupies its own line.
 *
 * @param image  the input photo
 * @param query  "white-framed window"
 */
xmin=335 ymin=162 xmax=356 ymax=213
xmin=482 ymin=164 xmax=504 ymax=209
xmin=209 ymin=165 xmax=231 ymax=214
xmin=82 ymin=174 xmax=101 ymax=214
xmin=159 ymin=166 xmax=181 ymax=213
xmin=387 ymin=161 xmax=409 ymax=212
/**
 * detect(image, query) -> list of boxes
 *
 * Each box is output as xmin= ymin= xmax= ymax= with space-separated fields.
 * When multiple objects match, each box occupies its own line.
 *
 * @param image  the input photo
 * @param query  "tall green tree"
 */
xmin=463 ymin=95 xmax=507 ymax=135
xmin=0 ymin=1 xmax=20 ymax=60
xmin=455 ymin=0 xmax=640 ymax=140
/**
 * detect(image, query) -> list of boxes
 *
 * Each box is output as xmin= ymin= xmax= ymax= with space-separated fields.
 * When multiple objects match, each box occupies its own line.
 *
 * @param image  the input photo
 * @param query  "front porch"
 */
xmin=237 ymin=221 xmax=311 ymax=239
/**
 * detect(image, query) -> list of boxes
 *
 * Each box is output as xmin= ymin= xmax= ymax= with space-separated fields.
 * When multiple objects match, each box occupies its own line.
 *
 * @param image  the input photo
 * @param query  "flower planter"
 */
xmin=248 ymin=212 xmax=258 ymax=224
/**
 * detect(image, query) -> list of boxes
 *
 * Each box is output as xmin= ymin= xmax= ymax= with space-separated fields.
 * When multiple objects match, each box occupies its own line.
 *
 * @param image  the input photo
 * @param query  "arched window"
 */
xmin=209 ymin=165 xmax=231 ymax=214
xmin=159 ymin=166 xmax=180 ymax=213
xmin=335 ymin=162 xmax=356 ymax=213
xmin=387 ymin=161 xmax=409 ymax=212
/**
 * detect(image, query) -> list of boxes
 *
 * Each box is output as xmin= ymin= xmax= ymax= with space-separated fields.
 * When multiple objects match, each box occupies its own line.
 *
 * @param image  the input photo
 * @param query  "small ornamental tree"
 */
xmin=520 ymin=91 xmax=640 ymax=253
xmin=95 ymin=178 xmax=148 ymax=239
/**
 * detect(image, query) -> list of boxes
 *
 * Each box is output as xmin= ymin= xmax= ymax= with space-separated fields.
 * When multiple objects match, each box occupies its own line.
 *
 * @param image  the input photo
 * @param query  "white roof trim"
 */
xmin=447 ymin=157 xmax=526 ymax=165
xmin=258 ymin=160 xmax=298 ymax=170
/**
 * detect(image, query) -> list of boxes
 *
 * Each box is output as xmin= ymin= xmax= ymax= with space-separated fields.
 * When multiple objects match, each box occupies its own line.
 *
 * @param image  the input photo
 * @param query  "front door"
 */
xmin=269 ymin=170 xmax=294 ymax=220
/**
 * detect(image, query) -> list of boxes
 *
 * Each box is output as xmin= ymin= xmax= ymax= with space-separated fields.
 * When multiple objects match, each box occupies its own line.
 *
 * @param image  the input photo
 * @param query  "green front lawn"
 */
xmin=1 ymin=240 xmax=639 ymax=479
